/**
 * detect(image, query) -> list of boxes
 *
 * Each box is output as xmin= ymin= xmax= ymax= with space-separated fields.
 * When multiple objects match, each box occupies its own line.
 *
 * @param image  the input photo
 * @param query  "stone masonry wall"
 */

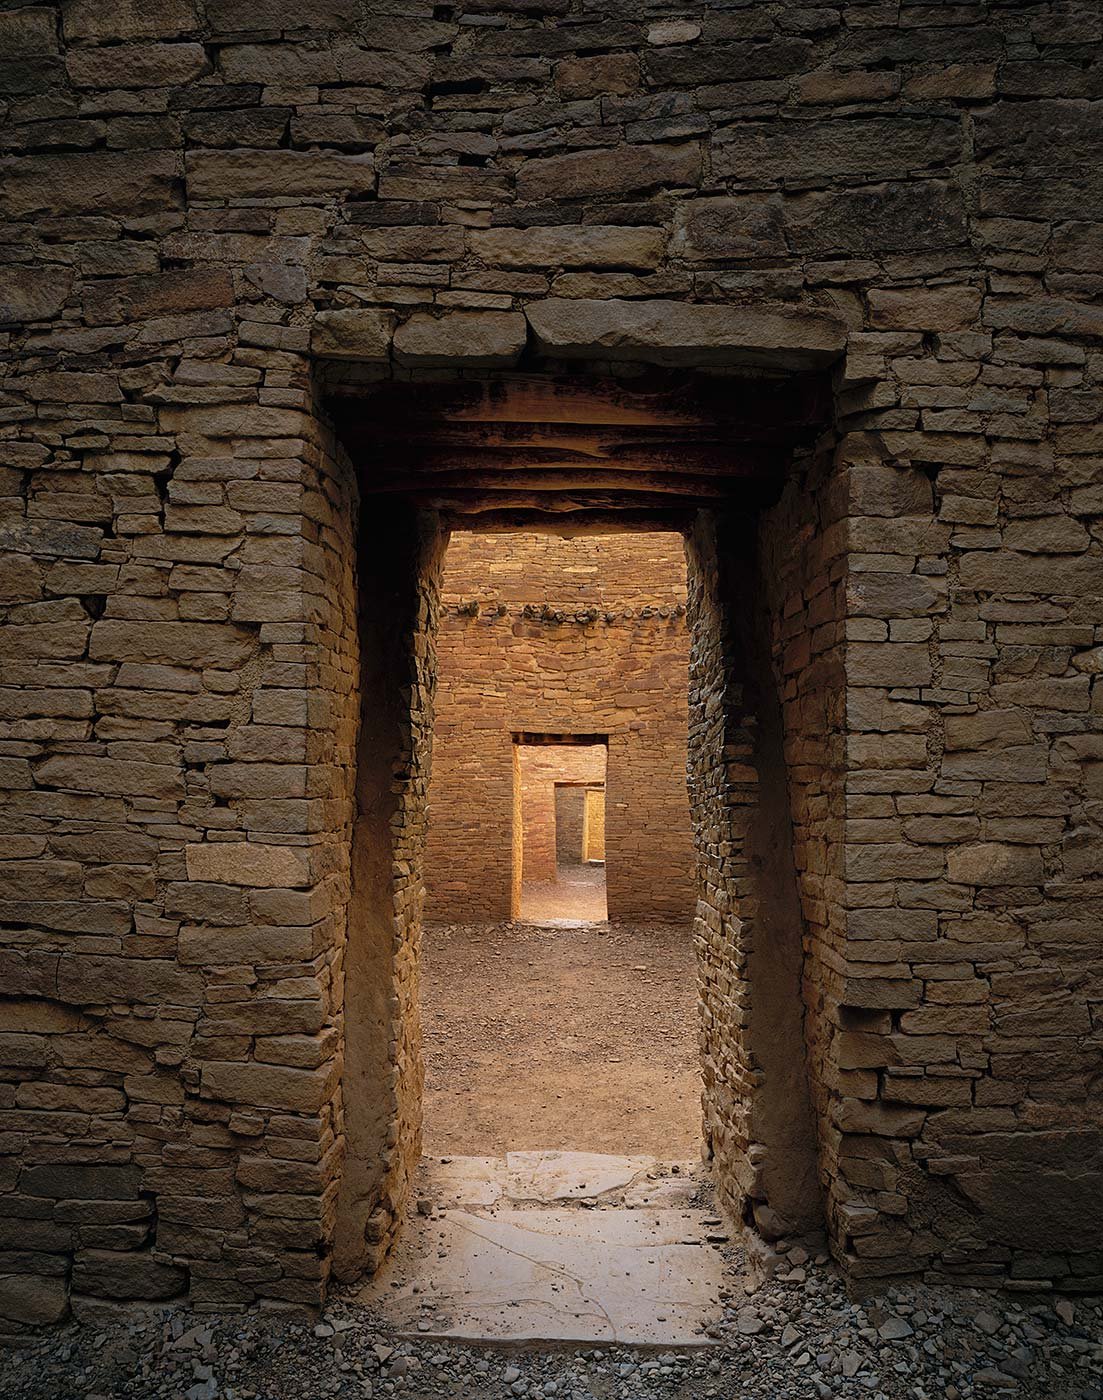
xmin=425 ymin=531 xmax=694 ymax=922
xmin=0 ymin=0 xmax=1101 ymax=1319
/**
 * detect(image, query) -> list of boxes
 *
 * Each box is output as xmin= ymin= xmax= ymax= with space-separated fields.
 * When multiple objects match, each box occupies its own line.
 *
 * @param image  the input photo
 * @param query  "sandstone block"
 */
xmin=90 ymin=620 xmax=255 ymax=667
xmin=186 ymin=150 xmax=375 ymax=200
xmin=0 ymin=1000 xmax=82 ymax=1034
xmin=846 ymin=572 xmax=946 ymax=618
xmin=0 ymin=860 xmax=83 ymax=901
xmin=0 ymin=7 xmax=58 ymax=55
xmin=34 ymin=755 xmax=183 ymax=800
xmin=177 ymin=924 xmax=315 ymax=966
xmin=847 ymin=643 xmax=932 ymax=688
xmin=944 ymin=710 xmax=1033 ymax=750
xmin=960 ymin=551 xmax=1103 ymax=595
xmin=941 ymin=745 xmax=1048 ymax=782
xmin=0 ymin=153 xmax=180 ymax=219
xmin=17 ymin=1083 xmax=125 ymax=1114
xmin=836 ymin=1031 xmax=900 ymax=1070
xmin=20 ymin=1163 xmax=142 ymax=1200
xmin=526 ymin=298 xmax=845 ymax=370
xmin=72 ymin=1249 xmax=186 ymax=1301
xmin=56 ymin=956 xmax=202 ymax=1008
xmin=715 ymin=117 xmax=960 ymax=185
xmin=516 ymin=143 xmax=701 ymax=201
xmin=868 ymin=286 xmax=983 ymax=331
xmin=393 ymin=311 xmax=527 ymax=368
xmin=832 ymin=1098 xmax=926 ymax=1137
xmin=67 ymin=42 xmax=209 ymax=88
xmin=311 ymin=309 xmax=395 ymax=362
xmin=1002 ymin=516 xmax=1091 ymax=554
xmin=254 ymin=1031 xmax=337 ymax=1069
xmin=185 ymin=842 xmax=311 ymax=889
xmin=359 ymin=226 xmax=465 ymax=262
xmin=201 ymin=1059 xmax=338 ymax=1112
xmin=0 ymin=267 xmax=73 ymax=325
xmin=206 ymin=0 xmax=352 ymax=28
xmin=471 ymin=226 xmax=662 ymax=270
xmin=62 ymin=0 xmax=199 ymax=41
xmin=0 ymin=1273 xmax=68 ymax=1326
xmin=899 ymin=1005 xmax=990 ymax=1035
xmin=671 ymin=196 xmax=786 ymax=261
xmin=556 ymin=52 xmax=639 ymax=98
xmin=0 ymin=1034 xmax=47 ymax=1069
xmin=947 ymin=843 xmax=1044 ymax=886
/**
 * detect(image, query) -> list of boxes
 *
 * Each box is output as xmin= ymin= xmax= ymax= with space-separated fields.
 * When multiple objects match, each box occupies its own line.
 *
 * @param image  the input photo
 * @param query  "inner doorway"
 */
xmin=514 ymin=732 xmax=608 ymax=925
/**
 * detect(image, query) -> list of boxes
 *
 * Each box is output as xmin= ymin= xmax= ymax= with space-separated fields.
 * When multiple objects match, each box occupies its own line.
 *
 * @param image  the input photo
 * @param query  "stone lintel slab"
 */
xmin=525 ymin=298 xmax=847 ymax=370
xmin=312 ymin=308 xmax=396 ymax=362
xmin=392 ymin=310 xmax=527 ymax=368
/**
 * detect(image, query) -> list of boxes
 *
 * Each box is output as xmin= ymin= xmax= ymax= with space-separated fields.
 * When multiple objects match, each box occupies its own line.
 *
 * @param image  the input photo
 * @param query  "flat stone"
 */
xmin=525 ymin=298 xmax=846 ymax=370
xmin=504 ymin=1151 xmax=655 ymax=1203
xmin=421 ymin=1157 xmax=503 ymax=1209
xmin=393 ymin=311 xmax=527 ymax=368
xmin=184 ymin=842 xmax=311 ymax=889
xmin=359 ymin=1206 xmax=723 ymax=1346
xmin=470 ymin=226 xmax=663 ymax=271
xmin=311 ymin=308 xmax=395 ymax=362
xmin=0 ymin=152 xmax=181 ymax=219
xmin=72 ymin=1249 xmax=187 ymax=1302
xmin=516 ymin=143 xmax=701 ymax=202
xmin=0 ymin=267 xmax=73 ymax=324
xmin=0 ymin=1273 xmax=68 ymax=1325
xmin=185 ymin=149 xmax=375 ymax=200
xmin=201 ymin=1059 xmax=338 ymax=1112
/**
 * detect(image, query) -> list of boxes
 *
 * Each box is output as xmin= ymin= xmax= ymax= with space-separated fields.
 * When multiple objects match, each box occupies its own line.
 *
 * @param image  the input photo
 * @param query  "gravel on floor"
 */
xmin=3 ymin=1247 xmax=1101 ymax=1400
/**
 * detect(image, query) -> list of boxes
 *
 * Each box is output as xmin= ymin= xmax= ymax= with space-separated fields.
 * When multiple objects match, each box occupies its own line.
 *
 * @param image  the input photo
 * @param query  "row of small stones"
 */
xmin=4 ymin=1265 xmax=1100 ymax=1400
xmin=452 ymin=601 xmax=688 ymax=621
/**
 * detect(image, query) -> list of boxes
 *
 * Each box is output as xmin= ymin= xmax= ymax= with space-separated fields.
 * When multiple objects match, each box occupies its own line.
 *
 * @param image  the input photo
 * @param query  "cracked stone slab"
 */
xmin=503 ymin=1151 xmax=657 ymax=1203
xmin=358 ymin=1205 xmax=725 ymax=1346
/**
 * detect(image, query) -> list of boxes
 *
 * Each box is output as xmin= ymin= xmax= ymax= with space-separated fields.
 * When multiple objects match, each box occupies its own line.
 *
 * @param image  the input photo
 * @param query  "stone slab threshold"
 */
xmin=356 ymin=1152 xmax=728 ymax=1348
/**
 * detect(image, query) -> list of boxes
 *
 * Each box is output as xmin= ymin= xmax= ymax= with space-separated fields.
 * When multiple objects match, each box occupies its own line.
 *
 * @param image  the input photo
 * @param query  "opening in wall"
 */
xmin=328 ymin=366 xmax=834 ymax=1334
xmin=511 ymin=732 xmax=608 ymax=925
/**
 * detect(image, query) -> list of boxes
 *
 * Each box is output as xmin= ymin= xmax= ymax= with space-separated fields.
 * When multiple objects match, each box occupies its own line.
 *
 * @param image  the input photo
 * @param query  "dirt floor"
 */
xmin=420 ymin=918 xmax=701 ymax=1159
xmin=517 ymin=860 xmax=608 ymax=923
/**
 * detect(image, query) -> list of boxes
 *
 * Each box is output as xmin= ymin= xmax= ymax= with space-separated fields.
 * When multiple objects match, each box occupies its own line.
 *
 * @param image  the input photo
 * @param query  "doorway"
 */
xmin=329 ymin=367 xmax=833 ymax=1291
xmin=513 ymin=733 xmax=609 ymax=925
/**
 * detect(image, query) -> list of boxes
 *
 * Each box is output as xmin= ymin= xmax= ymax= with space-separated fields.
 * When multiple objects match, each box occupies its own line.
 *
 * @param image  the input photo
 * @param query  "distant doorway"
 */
xmin=512 ymin=733 xmax=608 ymax=924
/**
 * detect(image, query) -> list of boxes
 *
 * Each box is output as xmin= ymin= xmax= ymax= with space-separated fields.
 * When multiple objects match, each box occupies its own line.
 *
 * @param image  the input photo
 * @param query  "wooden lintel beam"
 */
xmin=407 ymin=489 xmax=722 ymax=513
xmin=440 ymin=509 xmax=695 ymax=535
xmin=349 ymin=442 xmax=783 ymax=477
xmin=361 ymin=469 xmax=734 ymax=497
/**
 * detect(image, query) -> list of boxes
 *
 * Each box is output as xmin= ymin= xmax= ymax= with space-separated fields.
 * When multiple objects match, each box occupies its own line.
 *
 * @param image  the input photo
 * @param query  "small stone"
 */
xmin=878 ymin=1315 xmax=914 ymax=1341
xmin=974 ymin=1310 xmax=1001 ymax=1336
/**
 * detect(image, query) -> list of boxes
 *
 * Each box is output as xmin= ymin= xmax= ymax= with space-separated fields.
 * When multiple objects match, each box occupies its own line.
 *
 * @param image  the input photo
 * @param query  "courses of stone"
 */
xmin=0 ymin=0 xmax=1101 ymax=1330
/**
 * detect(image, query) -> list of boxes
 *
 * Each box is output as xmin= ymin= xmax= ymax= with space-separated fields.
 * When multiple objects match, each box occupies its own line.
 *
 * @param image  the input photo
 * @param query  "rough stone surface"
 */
xmin=526 ymin=299 xmax=847 ymax=369
xmin=0 ymin=0 xmax=1100 ymax=1319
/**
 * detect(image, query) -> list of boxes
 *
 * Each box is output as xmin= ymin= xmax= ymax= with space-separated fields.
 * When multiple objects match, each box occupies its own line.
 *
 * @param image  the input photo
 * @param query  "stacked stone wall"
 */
xmin=425 ymin=531 xmax=694 ymax=922
xmin=0 ymin=0 xmax=1100 ymax=1318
